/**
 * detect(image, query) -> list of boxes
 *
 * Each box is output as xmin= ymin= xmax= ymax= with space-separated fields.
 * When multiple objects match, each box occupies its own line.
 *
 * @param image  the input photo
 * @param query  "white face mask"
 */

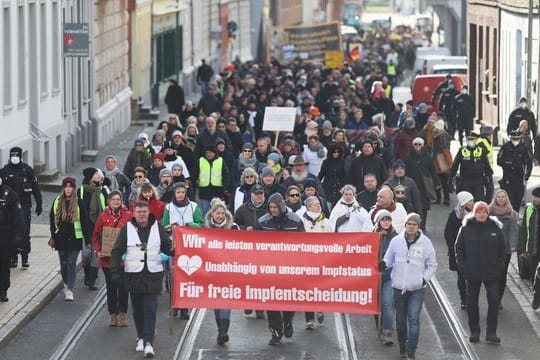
xmin=511 ymin=140 xmax=520 ymax=146
xmin=466 ymin=140 xmax=476 ymax=148
xmin=520 ymin=103 xmax=527 ymax=109
xmin=10 ymin=156 xmax=20 ymax=165
xmin=461 ymin=89 xmax=468 ymax=95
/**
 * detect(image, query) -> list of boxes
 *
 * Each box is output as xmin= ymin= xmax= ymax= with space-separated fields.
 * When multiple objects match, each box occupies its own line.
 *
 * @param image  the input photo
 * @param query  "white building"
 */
xmin=0 ymin=0 xmax=64 ymax=173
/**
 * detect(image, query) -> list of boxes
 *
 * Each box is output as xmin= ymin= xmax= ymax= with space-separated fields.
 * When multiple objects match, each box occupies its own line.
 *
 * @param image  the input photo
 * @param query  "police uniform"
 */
xmin=432 ymin=78 xmax=458 ymax=136
xmin=1 ymin=147 xmax=42 ymax=268
xmin=450 ymin=135 xmax=492 ymax=202
xmin=497 ymin=132 xmax=532 ymax=210
xmin=454 ymin=90 xmax=475 ymax=145
xmin=0 ymin=179 xmax=24 ymax=301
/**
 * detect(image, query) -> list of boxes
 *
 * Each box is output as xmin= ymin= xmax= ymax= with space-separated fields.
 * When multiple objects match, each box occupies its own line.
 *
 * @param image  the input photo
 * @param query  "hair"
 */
xmin=363 ymin=173 xmax=377 ymax=181
xmin=340 ymin=184 xmax=357 ymax=195
xmin=374 ymin=217 xmax=394 ymax=233
xmin=138 ymin=183 xmax=159 ymax=200
xmin=108 ymin=190 xmax=123 ymax=201
xmin=240 ymin=167 xmax=259 ymax=184
xmin=55 ymin=187 xmax=79 ymax=224
xmin=304 ymin=195 xmax=320 ymax=208
xmin=134 ymin=167 xmax=147 ymax=176
xmin=285 ymin=185 xmax=302 ymax=200
xmin=308 ymin=134 xmax=319 ymax=141
xmin=133 ymin=201 xmax=149 ymax=210
xmin=489 ymin=189 xmax=514 ymax=212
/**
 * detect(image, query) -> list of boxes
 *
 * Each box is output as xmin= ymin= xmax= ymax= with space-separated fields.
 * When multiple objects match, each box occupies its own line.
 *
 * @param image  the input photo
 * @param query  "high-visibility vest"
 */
xmin=387 ymin=63 xmax=397 ymax=76
xmin=525 ymin=203 xmax=535 ymax=253
xmin=52 ymin=196 xmax=83 ymax=239
xmin=384 ymin=85 xmax=392 ymax=98
xmin=198 ymin=157 xmax=223 ymax=187
xmin=460 ymin=146 xmax=483 ymax=159
xmin=476 ymin=137 xmax=493 ymax=168
xmin=79 ymin=186 xmax=106 ymax=210
xmin=124 ymin=221 xmax=163 ymax=273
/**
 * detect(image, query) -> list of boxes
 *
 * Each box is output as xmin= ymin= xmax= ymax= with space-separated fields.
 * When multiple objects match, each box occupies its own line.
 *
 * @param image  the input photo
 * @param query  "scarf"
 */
xmin=371 ymin=202 xmax=396 ymax=222
xmin=104 ymin=167 xmax=120 ymax=191
xmin=490 ymin=203 xmax=511 ymax=216
xmin=211 ymin=218 xmax=227 ymax=228
xmin=84 ymin=183 xmax=104 ymax=225
xmin=173 ymin=196 xmax=190 ymax=208
xmin=238 ymin=154 xmax=257 ymax=172
xmin=425 ymin=125 xmax=434 ymax=150
xmin=304 ymin=211 xmax=324 ymax=225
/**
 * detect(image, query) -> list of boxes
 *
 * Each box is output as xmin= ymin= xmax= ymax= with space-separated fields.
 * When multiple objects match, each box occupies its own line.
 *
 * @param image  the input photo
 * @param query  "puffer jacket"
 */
xmin=93 ymin=205 xmax=132 ymax=268
xmin=455 ymin=215 xmax=506 ymax=282
xmin=234 ymin=201 xmax=268 ymax=229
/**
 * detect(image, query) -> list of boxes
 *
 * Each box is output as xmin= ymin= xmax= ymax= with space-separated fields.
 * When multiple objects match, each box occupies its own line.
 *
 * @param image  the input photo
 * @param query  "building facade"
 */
xmin=0 ymin=0 xmax=64 ymax=173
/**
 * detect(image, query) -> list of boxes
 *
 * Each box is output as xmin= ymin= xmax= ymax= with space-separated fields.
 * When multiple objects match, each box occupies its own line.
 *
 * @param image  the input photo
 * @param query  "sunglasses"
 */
xmin=413 ymin=143 xmax=423 ymax=146
xmin=289 ymin=193 xmax=300 ymax=197
xmin=245 ymin=175 xmax=255 ymax=178
xmin=135 ymin=175 xmax=144 ymax=179
xmin=243 ymin=149 xmax=253 ymax=153
xmin=395 ymin=191 xmax=405 ymax=195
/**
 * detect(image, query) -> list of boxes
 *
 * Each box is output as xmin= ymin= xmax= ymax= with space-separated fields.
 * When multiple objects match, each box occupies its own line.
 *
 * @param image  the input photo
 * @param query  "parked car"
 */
xmin=411 ymin=74 xmax=465 ymax=112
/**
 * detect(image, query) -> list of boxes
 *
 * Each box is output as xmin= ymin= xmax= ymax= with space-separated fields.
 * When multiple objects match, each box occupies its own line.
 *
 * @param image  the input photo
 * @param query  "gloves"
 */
xmin=160 ymin=253 xmax=170 ymax=262
xmin=378 ymin=260 xmax=386 ymax=272
xmin=110 ymin=271 xmax=122 ymax=287
xmin=35 ymin=204 xmax=43 ymax=216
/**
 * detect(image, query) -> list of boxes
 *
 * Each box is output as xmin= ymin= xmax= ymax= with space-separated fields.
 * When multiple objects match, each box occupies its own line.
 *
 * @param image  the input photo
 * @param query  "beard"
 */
xmin=291 ymin=169 xmax=308 ymax=183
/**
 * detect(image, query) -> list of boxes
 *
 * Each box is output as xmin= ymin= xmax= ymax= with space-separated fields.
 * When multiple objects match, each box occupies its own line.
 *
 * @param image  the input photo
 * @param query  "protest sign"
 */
xmin=100 ymin=227 xmax=120 ymax=257
xmin=262 ymin=107 xmax=296 ymax=132
xmin=172 ymin=227 xmax=380 ymax=314
xmin=325 ymin=50 xmax=344 ymax=69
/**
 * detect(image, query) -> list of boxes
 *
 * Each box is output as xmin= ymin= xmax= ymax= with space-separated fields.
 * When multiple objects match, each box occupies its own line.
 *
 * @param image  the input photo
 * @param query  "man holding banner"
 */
xmin=255 ymin=193 xmax=306 ymax=345
xmin=382 ymin=213 xmax=437 ymax=360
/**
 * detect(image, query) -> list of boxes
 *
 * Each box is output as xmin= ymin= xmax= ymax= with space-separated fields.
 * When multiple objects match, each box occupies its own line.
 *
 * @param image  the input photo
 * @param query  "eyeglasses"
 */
xmin=135 ymin=175 xmax=144 ymax=179
xmin=395 ymin=191 xmax=405 ymax=195
xmin=245 ymin=175 xmax=255 ymax=178
xmin=243 ymin=149 xmax=253 ymax=153
xmin=289 ymin=193 xmax=300 ymax=197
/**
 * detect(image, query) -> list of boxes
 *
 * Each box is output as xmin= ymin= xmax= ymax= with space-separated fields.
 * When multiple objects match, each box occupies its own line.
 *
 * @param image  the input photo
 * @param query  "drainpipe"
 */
xmin=527 ymin=0 xmax=533 ymax=102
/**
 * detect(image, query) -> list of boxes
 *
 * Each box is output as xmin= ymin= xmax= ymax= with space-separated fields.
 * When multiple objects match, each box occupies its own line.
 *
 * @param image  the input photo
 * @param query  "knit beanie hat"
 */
xmin=412 ymin=137 xmax=424 ymax=146
xmin=405 ymin=212 xmax=422 ymax=226
xmin=268 ymin=193 xmax=286 ymax=214
xmin=242 ymin=143 xmax=254 ymax=151
xmin=322 ymin=120 xmax=333 ymax=130
xmin=392 ymin=159 xmax=406 ymax=171
xmin=9 ymin=147 xmax=23 ymax=158
xmin=61 ymin=176 xmax=76 ymax=188
xmin=456 ymin=191 xmax=474 ymax=206
xmin=261 ymin=166 xmax=275 ymax=178
xmin=267 ymin=153 xmax=280 ymax=164
xmin=105 ymin=155 xmax=117 ymax=164
xmin=374 ymin=209 xmax=393 ymax=225
xmin=159 ymin=168 xmax=172 ymax=178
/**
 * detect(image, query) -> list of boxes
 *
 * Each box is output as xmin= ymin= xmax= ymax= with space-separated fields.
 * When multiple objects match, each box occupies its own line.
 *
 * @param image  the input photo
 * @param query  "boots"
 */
xmin=118 ymin=313 xmax=129 ymax=327
xmin=216 ymin=319 xmax=230 ymax=345
xmin=21 ymin=254 xmax=29 ymax=268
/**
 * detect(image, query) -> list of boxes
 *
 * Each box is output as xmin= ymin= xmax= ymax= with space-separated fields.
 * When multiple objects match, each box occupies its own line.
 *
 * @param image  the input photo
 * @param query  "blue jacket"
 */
xmin=383 ymin=231 xmax=437 ymax=293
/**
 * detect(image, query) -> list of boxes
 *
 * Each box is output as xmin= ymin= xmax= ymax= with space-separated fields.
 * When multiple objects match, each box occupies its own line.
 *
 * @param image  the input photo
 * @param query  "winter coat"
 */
xmin=356 ymin=190 xmax=377 ymax=211
xmin=386 ymin=174 xmax=423 ymax=214
xmin=255 ymin=210 xmax=305 ymax=232
xmin=518 ymin=203 xmax=540 ymax=256
xmin=234 ymin=201 xmax=269 ymax=229
xmin=194 ymin=129 xmax=232 ymax=157
xmin=148 ymin=165 xmax=166 ymax=187
xmin=329 ymin=201 xmax=373 ymax=232
xmin=48 ymin=198 xmax=86 ymax=252
xmin=77 ymin=185 xmax=109 ymax=245
xmin=302 ymin=212 xmax=331 ymax=233
xmin=110 ymin=215 xmax=173 ymax=294
xmin=348 ymin=153 xmax=387 ymax=192
xmin=405 ymin=148 xmax=440 ymax=210
xmin=491 ymin=210 xmax=519 ymax=254
xmin=123 ymin=149 xmax=152 ymax=180
xmin=162 ymin=200 xmax=204 ymax=228
xmin=383 ymin=231 xmax=437 ymax=293
xmin=378 ymin=230 xmax=398 ymax=283
xmin=302 ymin=144 xmax=327 ymax=176
xmin=282 ymin=174 xmax=325 ymax=197
xmin=204 ymin=208 xmax=240 ymax=230
xmin=455 ymin=216 xmax=506 ymax=282
xmin=393 ymin=128 xmax=417 ymax=161
xmin=369 ymin=203 xmax=408 ymax=233
xmin=129 ymin=198 xmax=166 ymax=222
xmin=93 ymin=205 xmax=132 ymax=268
xmin=165 ymin=83 xmax=185 ymax=116
xmin=318 ymin=157 xmax=346 ymax=205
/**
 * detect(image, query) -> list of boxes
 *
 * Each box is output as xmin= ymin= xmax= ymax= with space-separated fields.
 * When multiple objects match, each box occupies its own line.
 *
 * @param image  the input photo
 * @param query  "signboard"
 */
xmin=325 ymin=51 xmax=344 ymax=69
xmin=100 ymin=227 xmax=121 ymax=257
xmin=262 ymin=107 xmax=296 ymax=132
xmin=172 ymin=227 xmax=380 ymax=314
xmin=268 ymin=21 xmax=342 ymax=63
xmin=63 ymin=23 xmax=89 ymax=57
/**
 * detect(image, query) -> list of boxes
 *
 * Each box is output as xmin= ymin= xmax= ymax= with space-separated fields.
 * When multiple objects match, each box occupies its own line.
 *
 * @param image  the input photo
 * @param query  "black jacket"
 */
xmin=0 ymin=185 xmax=23 ymax=245
xmin=444 ymin=206 xmax=466 ymax=271
xmin=255 ymin=210 xmax=305 ymax=232
xmin=123 ymin=149 xmax=152 ymax=180
xmin=348 ymin=154 xmax=386 ymax=192
xmin=455 ymin=216 xmax=506 ymax=282
xmin=318 ymin=157 xmax=346 ymax=205
xmin=48 ymin=197 xmax=86 ymax=252
xmin=454 ymin=93 xmax=475 ymax=126
xmin=405 ymin=148 xmax=440 ymax=210
xmin=110 ymin=215 xmax=173 ymax=294
xmin=507 ymin=107 xmax=536 ymax=135
xmin=497 ymin=141 xmax=532 ymax=180
xmin=234 ymin=201 xmax=268 ymax=229
xmin=1 ymin=162 xmax=42 ymax=208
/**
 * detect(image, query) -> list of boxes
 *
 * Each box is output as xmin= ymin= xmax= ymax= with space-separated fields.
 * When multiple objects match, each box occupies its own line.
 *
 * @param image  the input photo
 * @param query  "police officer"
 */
xmin=454 ymin=85 xmax=475 ymax=145
xmin=432 ymin=74 xmax=458 ymax=137
xmin=450 ymin=132 xmax=492 ymax=202
xmin=1 ymin=147 xmax=42 ymax=268
xmin=507 ymin=97 xmax=537 ymax=136
xmin=0 ymin=177 xmax=24 ymax=301
xmin=497 ymin=130 xmax=532 ymax=210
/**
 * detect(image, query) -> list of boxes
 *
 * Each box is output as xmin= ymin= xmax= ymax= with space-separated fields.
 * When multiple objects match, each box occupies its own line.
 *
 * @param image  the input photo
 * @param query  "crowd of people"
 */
xmin=1 ymin=29 xmax=540 ymax=358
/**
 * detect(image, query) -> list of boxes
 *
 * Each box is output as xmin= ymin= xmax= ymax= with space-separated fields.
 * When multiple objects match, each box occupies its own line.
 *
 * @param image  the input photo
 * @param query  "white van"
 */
xmin=432 ymin=63 xmax=468 ymax=75
xmin=422 ymin=56 xmax=467 ymax=74
xmin=414 ymin=47 xmax=451 ymax=74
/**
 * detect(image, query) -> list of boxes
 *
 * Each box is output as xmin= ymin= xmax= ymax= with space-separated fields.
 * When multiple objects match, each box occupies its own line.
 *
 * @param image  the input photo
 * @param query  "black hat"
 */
xmin=268 ymin=193 xmax=286 ymax=214
xmin=83 ymin=167 xmax=98 ymax=181
xmin=303 ymin=178 xmax=317 ymax=189
xmin=520 ymin=97 xmax=528 ymax=103
xmin=9 ymin=147 xmax=22 ymax=158
xmin=205 ymin=144 xmax=217 ymax=153
xmin=61 ymin=176 xmax=76 ymax=188
xmin=162 ymin=140 xmax=174 ymax=150
xmin=251 ymin=183 xmax=264 ymax=194
xmin=215 ymin=137 xmax=226 ymax=146
xmin=510 ymin=130 xmax=522 ymax=138
xmin=533 ymin=187 xmax=540 ymax=197
xmin=392 ymin=159 xmax=406 ymax=170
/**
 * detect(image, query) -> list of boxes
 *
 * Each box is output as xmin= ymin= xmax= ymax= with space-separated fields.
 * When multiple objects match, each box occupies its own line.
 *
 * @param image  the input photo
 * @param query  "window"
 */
xmin=40 ymin=3 xmax=48 ymax=94
xmin=3 ymin=7 xmax=12 ymax=108
xmin=52 ymin=1 xmax=59 ymax=91
xmin=18 ymin=5 xmax=26 ymax=103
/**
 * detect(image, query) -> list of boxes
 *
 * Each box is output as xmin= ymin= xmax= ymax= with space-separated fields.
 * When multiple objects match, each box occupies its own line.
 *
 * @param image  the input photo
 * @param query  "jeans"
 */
xmin=58 ymin=250 xmax=79 ymax=289
xmin=467 ymin=280 xmax=499 ymax=335
xmin=394 ymin=288 xmax=425 ymax=356
xmin=498 ymin=254 xmax=512 ymax=302
xmin=200 ymin=199 xmax=211 ymax=217
xmin=381 ymin=280 xmax=394 ymax=331
xmin=102 ymin=268 xmax=128 ymax=314
xmin=131 ymin=293 xmax=158 ymax=344
xmin=267 ymin=311 xmax=295 ymax=333
xmin=214 ymin=309 xmax=231 ymax=319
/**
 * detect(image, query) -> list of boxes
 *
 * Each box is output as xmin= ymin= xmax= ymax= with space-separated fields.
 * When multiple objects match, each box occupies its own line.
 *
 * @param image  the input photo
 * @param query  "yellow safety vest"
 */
xmin=52 ymin=196 xmax=83 ymax=239
xmin=476 ymin=137 xmax=493 ymax=169
xmin=198 ymin=157 xmax=223 ymax=187
xmin=79 ymin=186 xmax=106 ymax=210
xmin=387 ymin=63 xmax=397 ymax=76
xmin=461 ymin=146 xmax=483 ymax=159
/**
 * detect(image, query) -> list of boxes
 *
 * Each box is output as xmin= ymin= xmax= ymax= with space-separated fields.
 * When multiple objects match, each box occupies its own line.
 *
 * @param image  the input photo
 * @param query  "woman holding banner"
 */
xmin=300 ymin=195 xmax=330 ymax=330
xmin=162 ymin=182 xmax=204 ymax=320
xmin=373 ymin=209 xmax=397 ymax=346
xmin=93 ymin=191 xmax=132 ymax=327
xmin=204 ymin=198 xmax=240 ymax=345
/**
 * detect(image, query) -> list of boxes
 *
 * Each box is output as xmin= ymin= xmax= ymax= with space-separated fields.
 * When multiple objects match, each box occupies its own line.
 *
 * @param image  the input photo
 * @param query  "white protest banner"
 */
xmin=262 ymin=107 xmax=296 ymax=132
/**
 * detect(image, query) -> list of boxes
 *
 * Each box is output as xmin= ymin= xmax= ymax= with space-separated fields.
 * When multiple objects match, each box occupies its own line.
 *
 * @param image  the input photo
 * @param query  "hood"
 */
xmin=462 ymin=214 xmax=503 ymax=229
xmin=204 ymin=208 xmax=235 ymax=229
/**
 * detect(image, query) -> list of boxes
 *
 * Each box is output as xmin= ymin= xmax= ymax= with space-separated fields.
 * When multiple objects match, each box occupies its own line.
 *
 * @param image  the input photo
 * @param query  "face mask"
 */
xmin=467 ymin=140 xmax=475 ymax=147
xmin=521 ymin=103 xmax=527 ymax=109
xmin=0 ymin=178 xmax=2 ymax=186
xmin=306 ymin=210 xmax=321 ymax=219
xmin=461 ymin=89 xmax=468 ymax=95
xmin=512 ymin=140 xmax=520 ymax=146
xmin=10 ymin=156 xmax=20 ymax=165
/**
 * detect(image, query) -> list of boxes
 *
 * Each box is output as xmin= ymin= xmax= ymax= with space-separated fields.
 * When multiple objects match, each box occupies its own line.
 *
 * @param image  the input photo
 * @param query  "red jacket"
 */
xmin=393 ymin=128 xmax=418 ymax=161
xmin=129 ymin=198 xmax=166 ymax=222
xmin=93 ymin=205 xmax=132 ymax=268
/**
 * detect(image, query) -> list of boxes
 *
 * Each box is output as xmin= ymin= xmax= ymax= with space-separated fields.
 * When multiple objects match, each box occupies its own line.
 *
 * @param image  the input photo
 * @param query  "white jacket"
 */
xmin=329 ymin=200 xmax=373 ymax=232
xmin=369 ymin=202 xmax=407 ymax=233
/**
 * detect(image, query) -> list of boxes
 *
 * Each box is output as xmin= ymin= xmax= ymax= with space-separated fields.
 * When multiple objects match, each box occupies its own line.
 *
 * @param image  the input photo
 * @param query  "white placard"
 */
xmin=262 ymin=107 xmax=296 ymax=132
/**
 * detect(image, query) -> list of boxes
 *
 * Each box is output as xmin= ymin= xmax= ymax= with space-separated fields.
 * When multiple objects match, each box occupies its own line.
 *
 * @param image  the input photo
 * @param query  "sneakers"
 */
xmin=135 ymin=338 xmax=144 ymax=352
xmin=485 ymin=333 xmax=501 ymax=344
xmin=244 ymin=309 xmax=253 ymax=315
xmin=109 ymin=314 xmax=118 ymax=327
xmin=317 ymin=312 xmax=325 ymax=324
xmin=179 ymin=309 xmax=190 ymax=320
xmin=118 ymin=313 xmax=129 ymax=327
xmin=64 ymin=290 xmax=74 ymax=302
xmin=144 ymin=343 xmax=155 ymax=357
xmin=21 ymin=256 xmax=29 ymax=268
xmin=533 ymin=297 xmax=540 ymax=310
xmin=284 ymin=322 xmax=293 ymax=338
xmin=268 ymin=329 xmax=282 ymax=345
xmin=305 ymin=321 xmax=315 ymax=330
xmin=381 ymin=330 xmax=393 ymax=346
xmin=469 ymin=333 xmax=480 ymax=343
